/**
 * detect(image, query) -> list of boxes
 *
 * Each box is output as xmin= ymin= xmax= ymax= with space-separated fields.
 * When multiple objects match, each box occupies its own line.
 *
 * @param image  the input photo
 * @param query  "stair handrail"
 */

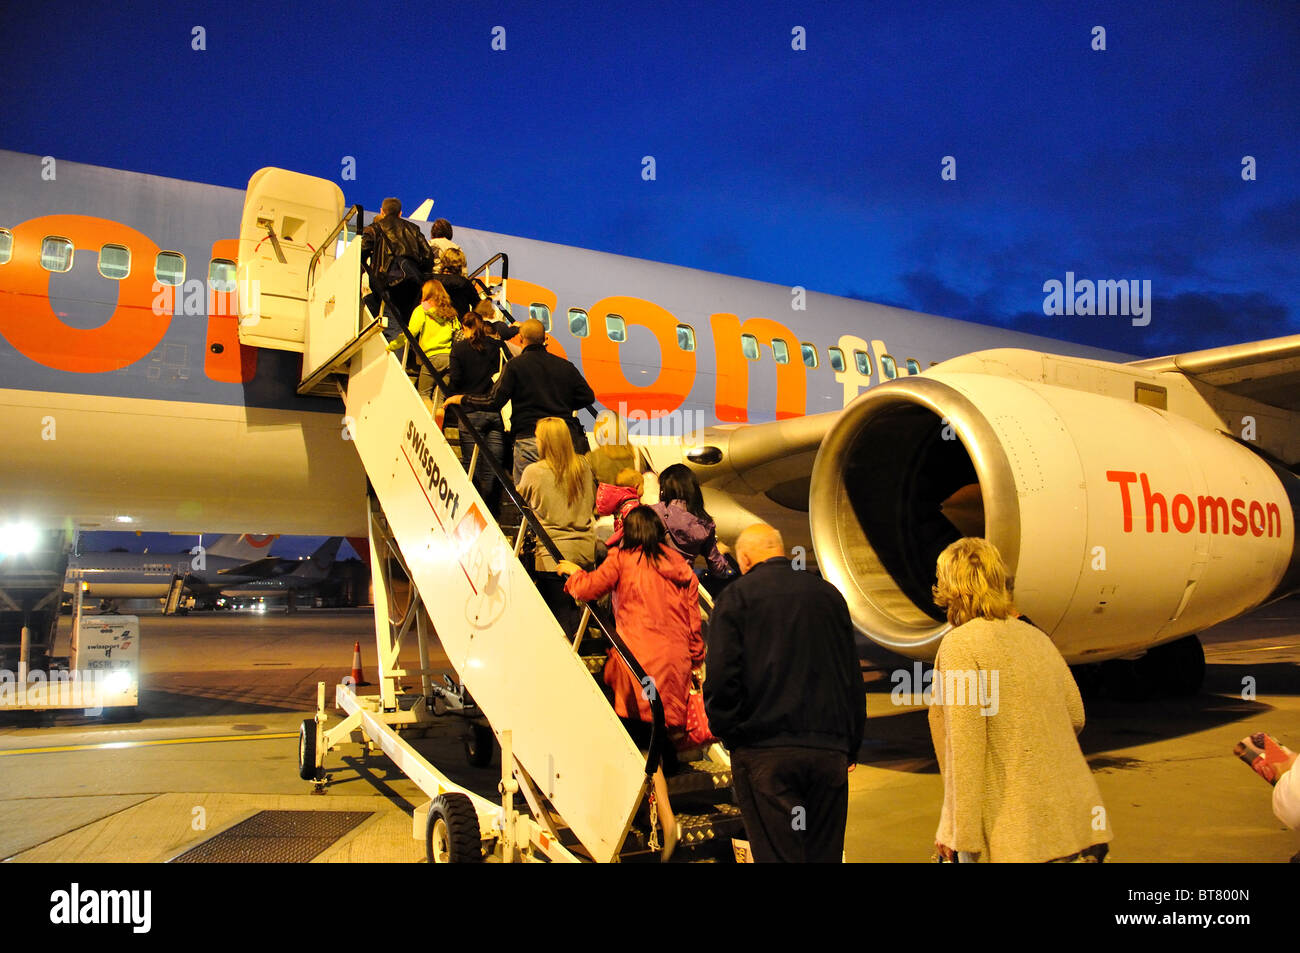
xmin=386 ymin=294 xmax=670 ymax=780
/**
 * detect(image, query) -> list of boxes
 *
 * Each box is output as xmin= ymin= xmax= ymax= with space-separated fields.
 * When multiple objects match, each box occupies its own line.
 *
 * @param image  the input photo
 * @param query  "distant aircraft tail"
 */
xmin=294 ymin=537 xmax=343 ymax=579
xmin=206 ymin=534 xmax=280 ymax=560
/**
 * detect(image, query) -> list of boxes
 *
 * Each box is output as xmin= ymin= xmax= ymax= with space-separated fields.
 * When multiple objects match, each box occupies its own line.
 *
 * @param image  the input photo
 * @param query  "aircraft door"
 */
xmin=237 ymin=168 xmax=345 ymax=352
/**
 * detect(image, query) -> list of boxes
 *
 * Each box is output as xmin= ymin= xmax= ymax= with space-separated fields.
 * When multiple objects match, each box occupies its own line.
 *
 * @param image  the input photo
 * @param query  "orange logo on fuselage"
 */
xmin=2 ymin=214 xmax=834 ymax=420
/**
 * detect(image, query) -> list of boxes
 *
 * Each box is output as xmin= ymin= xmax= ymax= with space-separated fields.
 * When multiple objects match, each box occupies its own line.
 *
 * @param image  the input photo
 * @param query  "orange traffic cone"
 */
xmin=350 ymin=640 xmax=370 ymax=686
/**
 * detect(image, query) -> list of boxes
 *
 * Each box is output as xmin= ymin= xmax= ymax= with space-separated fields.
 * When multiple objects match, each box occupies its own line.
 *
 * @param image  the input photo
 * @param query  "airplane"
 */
xmin=2 ymin=148 xmax=1297 ymax=696
xmin=64 ymin=534 xmax=342 ymax=609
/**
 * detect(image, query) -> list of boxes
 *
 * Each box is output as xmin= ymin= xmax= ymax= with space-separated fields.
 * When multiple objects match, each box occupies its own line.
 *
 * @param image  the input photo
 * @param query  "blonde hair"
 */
xmin=614 ymin=468 xmax=644 ymax=494
xmin=536 ymin=417 xmax=586 ymax=504
xmin=439 ymin=246 xmax=467 ymax=276
xmin=932 ymin=537 xmax=1016 ymax=627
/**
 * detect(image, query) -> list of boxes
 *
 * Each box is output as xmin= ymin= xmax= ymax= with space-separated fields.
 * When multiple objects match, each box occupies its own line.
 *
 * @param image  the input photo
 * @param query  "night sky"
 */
xmin=2 ymin=0 xmax=1296 ymax=555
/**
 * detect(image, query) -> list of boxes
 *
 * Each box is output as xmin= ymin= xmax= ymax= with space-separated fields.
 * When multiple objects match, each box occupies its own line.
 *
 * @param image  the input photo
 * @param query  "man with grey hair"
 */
xmin=704 ymin=523 xmax=866 ymax=862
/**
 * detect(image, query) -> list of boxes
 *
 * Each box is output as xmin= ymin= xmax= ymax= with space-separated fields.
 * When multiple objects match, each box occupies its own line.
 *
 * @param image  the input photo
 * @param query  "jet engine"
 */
xmin=808 ymin=366 xmax=1300 ymax=665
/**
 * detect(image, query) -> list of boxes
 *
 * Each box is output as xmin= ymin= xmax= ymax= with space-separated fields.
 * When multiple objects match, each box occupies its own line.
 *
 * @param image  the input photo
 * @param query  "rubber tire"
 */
xmin=1138 ymin=635 xmax=1205 ymax=697
xmin=298 ymin=718 xmax=317 ymax=781
xmin=463 ymin=722 xmax=495 ymax=767
xmin=103 ymin=706 xmax=138 ymax=723
xmin=426 ymin=793 xmax=483 ymax=863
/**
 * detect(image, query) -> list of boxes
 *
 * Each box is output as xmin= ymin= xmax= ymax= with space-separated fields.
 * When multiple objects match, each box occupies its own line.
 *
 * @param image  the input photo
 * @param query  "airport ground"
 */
xmin=0 ymin=603 xmax=1297 ymax=863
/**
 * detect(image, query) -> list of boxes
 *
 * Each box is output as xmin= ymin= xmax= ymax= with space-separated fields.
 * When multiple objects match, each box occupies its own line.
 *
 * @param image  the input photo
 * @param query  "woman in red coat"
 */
xmin=557 ymin=506 xmax=705 ymax=859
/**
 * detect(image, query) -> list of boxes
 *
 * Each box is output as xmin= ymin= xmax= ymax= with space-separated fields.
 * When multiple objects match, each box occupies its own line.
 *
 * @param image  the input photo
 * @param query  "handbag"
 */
xmin=685 ymin=686 xmax=715 ymax=747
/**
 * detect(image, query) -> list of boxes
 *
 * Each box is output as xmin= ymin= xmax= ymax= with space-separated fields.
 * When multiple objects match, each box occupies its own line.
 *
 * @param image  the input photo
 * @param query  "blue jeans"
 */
xmin=456 ymin=410 xmax=506 ymax=513
xmin=512 ymin=435 xmax=540 ymax=484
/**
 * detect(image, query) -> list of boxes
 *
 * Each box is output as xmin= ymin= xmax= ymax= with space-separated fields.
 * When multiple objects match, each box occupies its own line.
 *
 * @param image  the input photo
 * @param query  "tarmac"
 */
xmin=0 ymin=604 xmax=1296 ymax=863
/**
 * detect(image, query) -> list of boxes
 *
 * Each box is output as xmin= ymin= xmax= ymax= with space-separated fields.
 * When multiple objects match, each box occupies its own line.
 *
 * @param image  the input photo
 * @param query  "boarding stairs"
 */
xmin=237 ymin=178 xmax=739 ymax=862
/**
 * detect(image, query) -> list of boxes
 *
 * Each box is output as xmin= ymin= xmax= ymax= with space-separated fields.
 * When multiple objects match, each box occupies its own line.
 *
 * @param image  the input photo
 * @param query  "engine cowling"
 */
xmin=808 ymin=368 xmax=1300 ymax=663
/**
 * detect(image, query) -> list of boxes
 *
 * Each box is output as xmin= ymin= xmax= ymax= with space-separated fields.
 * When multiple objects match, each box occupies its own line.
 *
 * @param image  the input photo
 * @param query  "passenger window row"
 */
xmin=524 ymin=300 xmax=921 ymax=380
xmin=0 ymin=230 xmax=235 ymax=290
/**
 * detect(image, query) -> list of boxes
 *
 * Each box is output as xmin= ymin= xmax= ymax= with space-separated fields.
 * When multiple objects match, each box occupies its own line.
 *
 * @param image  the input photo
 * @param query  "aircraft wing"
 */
xmin=1130 ymin=334 xmax=1300 ymax=413
xmin=216 ymin=556 xmax=287 ymax=576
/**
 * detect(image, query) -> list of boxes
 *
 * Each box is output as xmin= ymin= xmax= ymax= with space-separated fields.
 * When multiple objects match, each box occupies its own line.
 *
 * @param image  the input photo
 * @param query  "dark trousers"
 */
xmin=456 ymin=410 xmax=506 ymax=516
xmin=730 ymin=745 xmax=849 ymax=863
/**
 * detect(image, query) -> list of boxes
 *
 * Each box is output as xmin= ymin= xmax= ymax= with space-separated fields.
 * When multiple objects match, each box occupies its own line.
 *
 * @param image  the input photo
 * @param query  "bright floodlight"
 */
xmin=103 ymin=670 xmax=132 ymax=694
xmin=114 ymin=515 xmax=133 ymax=524
xmin=0 ymin=523 xmax=39 ymax=555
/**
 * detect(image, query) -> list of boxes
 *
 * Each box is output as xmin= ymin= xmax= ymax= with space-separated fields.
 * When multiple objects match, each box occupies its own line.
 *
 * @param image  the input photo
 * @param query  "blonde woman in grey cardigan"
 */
xmin=928 ymin=538 xmax=1113 ymax=863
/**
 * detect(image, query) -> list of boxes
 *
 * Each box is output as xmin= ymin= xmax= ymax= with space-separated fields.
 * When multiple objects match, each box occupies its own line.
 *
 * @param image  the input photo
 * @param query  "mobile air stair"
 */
xmin=236 ymin=169 xmax=741 ymax=862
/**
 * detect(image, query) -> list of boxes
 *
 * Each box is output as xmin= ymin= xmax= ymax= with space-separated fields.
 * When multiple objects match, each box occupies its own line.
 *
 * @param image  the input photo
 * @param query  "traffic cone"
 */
xmin=350 ymin=640 xmax=370 ymax=686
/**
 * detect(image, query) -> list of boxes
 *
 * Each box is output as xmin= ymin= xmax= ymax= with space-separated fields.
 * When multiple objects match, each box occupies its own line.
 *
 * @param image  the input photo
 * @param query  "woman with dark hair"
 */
xmin=652 ymin=463 xmax=735 ymax=581
xmin=447 ymin=307 xmax=509 ymax=516
xmin=557 ymin=505 xmax=705 ymax=859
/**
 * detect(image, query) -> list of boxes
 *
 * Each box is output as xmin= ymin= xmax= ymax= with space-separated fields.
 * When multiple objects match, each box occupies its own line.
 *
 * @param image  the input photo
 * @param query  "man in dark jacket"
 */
xmin=361 ymin=197 xmax=434 ymax=336
xmin=704 ymin=523 xmax=866 ymax=862
xmin=442 ymin=319 xmax=595 ymax=482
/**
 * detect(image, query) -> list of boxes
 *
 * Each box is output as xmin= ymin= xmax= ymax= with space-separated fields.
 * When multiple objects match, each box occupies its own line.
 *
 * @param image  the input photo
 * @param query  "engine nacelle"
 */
xmin=809 ymin=368 xmax=1300 ymax=663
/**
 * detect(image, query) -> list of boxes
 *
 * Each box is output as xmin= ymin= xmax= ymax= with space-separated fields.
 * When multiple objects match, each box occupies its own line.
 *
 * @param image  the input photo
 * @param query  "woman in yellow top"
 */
xmin=392 ymin=280 xmax=459 ymax=415
xmin=929 ymin=537 xmax=1112 ymax=863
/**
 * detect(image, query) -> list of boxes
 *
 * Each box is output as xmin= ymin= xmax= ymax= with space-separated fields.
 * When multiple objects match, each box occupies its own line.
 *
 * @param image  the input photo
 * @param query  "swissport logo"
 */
xmin=1107 ymin=471 xmax=1283 ymax=537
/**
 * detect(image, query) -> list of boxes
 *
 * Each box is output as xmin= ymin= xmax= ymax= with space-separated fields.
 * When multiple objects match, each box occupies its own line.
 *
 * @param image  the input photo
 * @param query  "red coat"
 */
xmin=564 ymin=546 xmax=705 ymax=727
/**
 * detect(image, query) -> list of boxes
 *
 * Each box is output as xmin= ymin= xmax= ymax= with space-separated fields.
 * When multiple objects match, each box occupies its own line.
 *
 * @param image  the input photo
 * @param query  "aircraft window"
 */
xmin=741 ymin=333 xmax=759 ymax=360
xmin=606 ymin=314 xmax=627 ymax=343
xmin=568 ymin=308 xmax=589 ymax=337
xmin=0 ymin=229 xmax=11 ymax=265
xmin=98 ymin=244 xmax=131 ymax=279
xmin=905 ymin=358 xmax=921 ymax=375
xmin=208 ymin=258 xmax=236 ymax=292
xmin=771 ymin=338 xmax=790 ymax=365
xmin=155 ymin=251 xmax=186 ymax=286
xmin=853 ymin=349 xmax=872 ymax=377
xmin=828 ymin=347 xmax=845 ymax=372
xmin=529 ymin=303 xmax=552 ymax=331
xmin=880 ymin=354 xmax=898 ymax=379
xmin=676 ymin=324 xmax=696 ymax=351
xmin=41 ymin=236 xmax=73 ymax=273
xmin=800 ymin=343 xmax=818 ymax=368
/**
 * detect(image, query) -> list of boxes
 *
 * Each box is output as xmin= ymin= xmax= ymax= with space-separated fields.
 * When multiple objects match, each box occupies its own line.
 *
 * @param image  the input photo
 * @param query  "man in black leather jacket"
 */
xmin=361 ymin=197 xmax=435 ymax=335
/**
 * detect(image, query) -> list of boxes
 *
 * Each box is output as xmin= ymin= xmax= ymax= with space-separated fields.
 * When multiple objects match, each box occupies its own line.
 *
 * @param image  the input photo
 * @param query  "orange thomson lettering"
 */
xmin=0 ymin=214 xmax=172 ymax=373
xmin=581 ymin=295 xmax=695 ymax=418
xmin=1107 ymin=470 xmax=1283 ymax=538
xmin=204 ymin=238 xmax=257 ymax=384
xmin=710 ymin=312 xmax=807 ymax=422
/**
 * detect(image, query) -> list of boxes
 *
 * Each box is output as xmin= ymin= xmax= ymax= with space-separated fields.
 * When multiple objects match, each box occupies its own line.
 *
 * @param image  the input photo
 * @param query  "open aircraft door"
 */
xmin=237 ymin=169 xmax=344 ymax=352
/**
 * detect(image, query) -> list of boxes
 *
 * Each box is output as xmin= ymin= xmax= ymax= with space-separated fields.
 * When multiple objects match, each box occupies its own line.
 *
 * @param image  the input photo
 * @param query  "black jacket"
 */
xmin=448 ymin=336 xmax=508 ymax=397
xmin=460 ymin=342 xmax=595 ymax=443
xmin=434 ymin=272 xmax=482 ymax=318
xmin=704 ymin=557 xmax=866 ymax=756
xmin=361 ymin=216 xmax=433 ymax=285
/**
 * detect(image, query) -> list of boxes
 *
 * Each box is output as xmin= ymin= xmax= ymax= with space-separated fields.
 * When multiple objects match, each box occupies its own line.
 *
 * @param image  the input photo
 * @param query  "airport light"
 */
xmin=0 ymin=522 xmax=40 ymax=555
xmin=103 ymin=670 xmax=132 ymax=694
xmin=114 ymin=515 xmax=134 ymax=524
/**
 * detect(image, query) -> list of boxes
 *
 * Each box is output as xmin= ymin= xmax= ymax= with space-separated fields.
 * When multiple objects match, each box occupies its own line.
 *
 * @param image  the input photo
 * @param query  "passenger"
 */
xmin=596 ymin=468 xmax=645 ymax=550
xmin=558 ymin=505 xmax=706 ymax=860
xmin=517 ymin=417 xmax=597 ymax=638
xmin=443 ymin=319 xmax=596 ymax=483
xmin=703 ymin=523 xmax=865 ymax=863
xmin=587 ymin=410 xmax=638 ymax=485
xmin=447 ymin=308 xmax=510 ymax=516
xmin=928 ymin=537 xmax=1113 ymax=863
xmin=432 ymin=246 xmax=481 ymax=319
xmin=360 ymin=197 xmax=435 ymax=335
xmin=651 ymin=464 xmax=735 ymax=584
xmin=428 ymin=218 xmax=463 ymax=273
xmin=391 ymin=280 xmax=458 ymax=417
